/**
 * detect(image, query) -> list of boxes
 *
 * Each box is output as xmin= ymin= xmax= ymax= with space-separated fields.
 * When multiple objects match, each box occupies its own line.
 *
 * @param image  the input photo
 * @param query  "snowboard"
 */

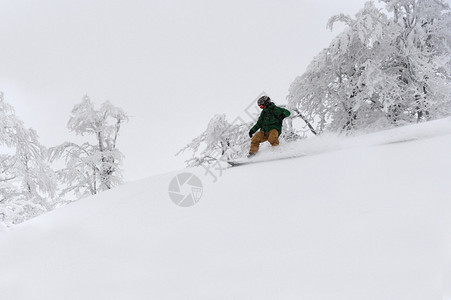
xmin=227 ymin=153 xmax=306 ymax=167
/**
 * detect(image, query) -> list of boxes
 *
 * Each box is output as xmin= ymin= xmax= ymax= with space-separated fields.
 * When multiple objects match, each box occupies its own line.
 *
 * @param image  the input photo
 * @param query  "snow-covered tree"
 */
xmin=0 ymin=93 xmax=57 ymax=226
xmin=381 ymin=0 xmax=451 ymax=120
xmin=288 ymin=0 xmax=451 ymax=133
xmin=177 ymin=114 xmax=252 ymax=166
xmin=49 ymin=96 xmax=128 ymax=198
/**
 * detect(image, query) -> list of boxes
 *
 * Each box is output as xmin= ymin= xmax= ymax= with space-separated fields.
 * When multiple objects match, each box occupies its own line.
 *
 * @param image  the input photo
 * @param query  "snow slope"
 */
xmin=1 ymin=118 xmax=451 ymax=300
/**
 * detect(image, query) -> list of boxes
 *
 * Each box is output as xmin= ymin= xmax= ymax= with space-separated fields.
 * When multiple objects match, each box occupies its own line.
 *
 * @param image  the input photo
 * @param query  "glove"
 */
xmin=278 ymin=114 xmax=285 ymax=121
xmin=249 ymin=130 xmax=254 ymax=138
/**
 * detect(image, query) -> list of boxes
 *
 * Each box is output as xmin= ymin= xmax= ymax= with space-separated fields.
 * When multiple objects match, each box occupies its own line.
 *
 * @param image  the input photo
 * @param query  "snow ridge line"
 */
xmin=229 ymin=117 xmax=451 ymax=165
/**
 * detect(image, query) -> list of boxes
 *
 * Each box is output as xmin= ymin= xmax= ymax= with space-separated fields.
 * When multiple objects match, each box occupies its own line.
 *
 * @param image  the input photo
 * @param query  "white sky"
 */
xmin=2 ymin=0 xmax=448 ymax=181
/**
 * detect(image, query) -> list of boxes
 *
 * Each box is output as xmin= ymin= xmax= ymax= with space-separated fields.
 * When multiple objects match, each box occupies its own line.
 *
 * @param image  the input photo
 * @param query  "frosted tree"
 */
xmin=0 ymin=93 xmax=57 ymax=226
xmin=380 ymin=0 xmax=451 ymax=121
xmin=177 ymin=114 xmax=252 ymax=166
xmin=49 ymin=96 xmax=128 ymax=198
xmin=288 ymin=0 xmax=451 ymax=133
xmin=288 ymin=2 xmax=391 ymax=132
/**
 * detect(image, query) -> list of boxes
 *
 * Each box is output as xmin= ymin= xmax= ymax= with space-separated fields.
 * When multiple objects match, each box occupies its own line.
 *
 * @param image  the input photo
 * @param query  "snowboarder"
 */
xmin=248 ymin=96 xmax=290 ymax=156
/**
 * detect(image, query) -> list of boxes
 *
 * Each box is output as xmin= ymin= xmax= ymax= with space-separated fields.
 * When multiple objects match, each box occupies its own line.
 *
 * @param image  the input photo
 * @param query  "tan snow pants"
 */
xmin=249 ymin=129 xmax=279 ymax=154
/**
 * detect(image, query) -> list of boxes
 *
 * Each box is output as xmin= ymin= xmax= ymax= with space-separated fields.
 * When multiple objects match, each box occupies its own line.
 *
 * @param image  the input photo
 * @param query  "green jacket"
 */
xmin=250 ymin=103 xmax=291 ymax=135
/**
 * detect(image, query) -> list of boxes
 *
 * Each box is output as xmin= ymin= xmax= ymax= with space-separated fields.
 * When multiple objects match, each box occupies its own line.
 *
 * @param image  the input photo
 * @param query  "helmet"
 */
xmin=257 ymin=96 xmax=271 ymax=108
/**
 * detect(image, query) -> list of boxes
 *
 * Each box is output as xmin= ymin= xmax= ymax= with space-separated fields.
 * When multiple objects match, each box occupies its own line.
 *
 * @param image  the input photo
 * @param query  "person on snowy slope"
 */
xmin=248 ymin=96 xmax=290 ymax=156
